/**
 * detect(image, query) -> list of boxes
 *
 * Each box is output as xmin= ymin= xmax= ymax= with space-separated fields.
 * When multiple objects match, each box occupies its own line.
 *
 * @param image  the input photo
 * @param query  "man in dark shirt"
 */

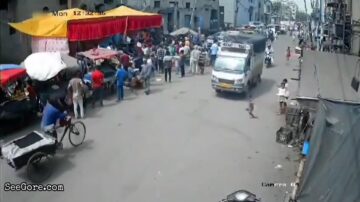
xmin=156 ymin=45 xmax=166 ymax=73
xmin=179 ymin=50 xmax=186 ymax=78
xmin=120 ymin=53 xmax=130 ymax=71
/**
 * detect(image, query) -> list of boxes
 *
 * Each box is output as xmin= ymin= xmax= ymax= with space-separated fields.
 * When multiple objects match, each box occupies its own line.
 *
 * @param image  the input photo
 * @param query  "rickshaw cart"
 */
xmin=79 ymin=48 xmax=121 ymax=95
xmin=0 ymin=131 xmax=56 ymax=182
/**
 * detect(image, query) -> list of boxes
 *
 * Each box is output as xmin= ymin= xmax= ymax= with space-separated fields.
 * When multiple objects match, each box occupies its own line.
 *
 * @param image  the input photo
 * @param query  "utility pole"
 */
xmin=234 ymin=0 xmax=239 ymax=27
xmin=174 ymin=2 xmax=178 ymax=30
xmin=319 ymin=0 xmax=325 ymax=51
xmin=191 ymin=0 xmax=198 ymax=30
xmin=304 ymin=0 xmax=313 ymax=44
xmin=67 ymin=0 xmax=72 ymax=9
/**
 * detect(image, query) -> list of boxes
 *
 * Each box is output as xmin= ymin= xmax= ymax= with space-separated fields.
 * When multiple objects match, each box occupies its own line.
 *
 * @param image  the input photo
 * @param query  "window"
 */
xmin=59 ymin=0 xmax=67 ymax=5
xmin=0 ymin=0 xmax=8 ymax=10
xmin=214 ymin=57 xmax=245 ymax=74
xmin=186 ymin=2 xmax=190 ymax=9
xmin=169 ymin=1 xmax=176 ymax=7
xmin=154 ymin=1 xmax=160 ymax=8
xmin=104 ymin=0 xmax=113 ymax=4
xmin=185 ymin=15 xmax=191 ymax=27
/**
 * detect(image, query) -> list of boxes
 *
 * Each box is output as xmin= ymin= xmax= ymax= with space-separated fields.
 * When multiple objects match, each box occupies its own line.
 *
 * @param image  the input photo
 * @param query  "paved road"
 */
xmin=0 ymin=36 xmax=300 ymax=202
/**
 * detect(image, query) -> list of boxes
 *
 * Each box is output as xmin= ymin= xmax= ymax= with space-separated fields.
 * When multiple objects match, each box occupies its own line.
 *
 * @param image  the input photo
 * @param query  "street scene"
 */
xmin=1 ymin=1 xmax=360 ymax=202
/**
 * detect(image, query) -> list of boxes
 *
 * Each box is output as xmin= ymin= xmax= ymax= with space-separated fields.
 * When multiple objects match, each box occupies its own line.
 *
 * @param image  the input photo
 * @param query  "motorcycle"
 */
xmin=220 ymin=190 xmax=261 ymax=202
xmin=264 ymin=51 xmax=273 ymax=68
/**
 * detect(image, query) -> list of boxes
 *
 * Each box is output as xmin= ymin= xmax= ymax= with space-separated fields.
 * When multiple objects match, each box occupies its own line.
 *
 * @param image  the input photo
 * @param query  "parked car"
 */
xmin=249 ymin=21 xmax=265 ymax=29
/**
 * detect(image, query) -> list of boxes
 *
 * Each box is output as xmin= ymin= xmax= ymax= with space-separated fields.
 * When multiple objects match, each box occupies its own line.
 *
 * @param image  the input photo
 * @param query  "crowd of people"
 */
xmin=38 ymin=31 xmax=214 ymax=142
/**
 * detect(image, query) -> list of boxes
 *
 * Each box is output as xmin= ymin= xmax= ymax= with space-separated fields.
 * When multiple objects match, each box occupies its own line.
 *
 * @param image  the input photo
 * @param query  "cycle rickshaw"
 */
xmin=0 ymin=118 xmax=86 ymax=183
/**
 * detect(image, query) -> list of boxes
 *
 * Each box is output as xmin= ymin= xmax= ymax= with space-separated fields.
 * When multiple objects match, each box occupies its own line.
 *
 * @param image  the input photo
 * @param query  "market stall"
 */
xmin=9 ymin=6 xmax=163 ymax=55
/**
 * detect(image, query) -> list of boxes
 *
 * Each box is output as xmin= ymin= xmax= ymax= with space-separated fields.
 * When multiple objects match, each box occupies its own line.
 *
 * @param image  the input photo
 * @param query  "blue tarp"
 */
xmin=0 ymin=64 xmax=23 ymax=71
xmin=99 ymin=34 xmax=125 ymax=48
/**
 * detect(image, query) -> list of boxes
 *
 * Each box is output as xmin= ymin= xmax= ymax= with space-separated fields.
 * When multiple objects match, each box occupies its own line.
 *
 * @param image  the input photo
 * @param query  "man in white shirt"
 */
xmin=210 ymin=42 xmax=219 ymax=66
xmin=190 ymin=46 xmax=201 ymax=74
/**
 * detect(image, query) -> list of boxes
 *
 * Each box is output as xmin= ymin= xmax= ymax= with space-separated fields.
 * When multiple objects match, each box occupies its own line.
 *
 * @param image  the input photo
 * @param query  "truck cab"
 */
xmin=211 ymin=41 xmax=264 ymax=95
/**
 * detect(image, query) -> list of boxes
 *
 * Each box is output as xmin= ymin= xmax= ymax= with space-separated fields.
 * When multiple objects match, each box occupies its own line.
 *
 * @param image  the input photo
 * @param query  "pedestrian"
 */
xmin=190 ymin=46 xmax=197 ymax=74
xmin=286 ymin=46 xmax=291 ymax=62
xmin=115 ymin=65 xmax=128 ymax=102
xmin=163 ymin=50 xmax=173 ymax=82
xmin=140 ymin=59 xmax=153 ymax=95
xmin=156 ymin=45 xmax=166 ymax=73
xmin=210 ymin=41 xmax=219 ymax=66
xmin=277 ymin=82 xmax=287 ymax=114
xmin=283 ymin=78 xmax=290 ymax=108
xmin=120 ymin=52 xmax=130 ymax=71
xmin=246 ymin=95 xmax=257 ymax=119
xmin=198 ymin=47 xmax=206 ymax=75
xmin=68 ymin=72 xmax=85 ymax=119
xmin=168 ymin=41 xmax=176 ymax=56
xmin=143 ymin=44 xmax=150 ymax=59
xmin=91 ymin=67 xmax=105 ymax=108
xmin=179 ymin=50 xmax=186 ymax=77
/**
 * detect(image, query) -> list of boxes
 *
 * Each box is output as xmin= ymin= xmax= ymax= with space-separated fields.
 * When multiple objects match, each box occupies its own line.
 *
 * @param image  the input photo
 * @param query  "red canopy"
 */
xmin=0 ymin=69 xmax=27 ymax=87
xmin=68 ymin=16 xmax=162 ymax=42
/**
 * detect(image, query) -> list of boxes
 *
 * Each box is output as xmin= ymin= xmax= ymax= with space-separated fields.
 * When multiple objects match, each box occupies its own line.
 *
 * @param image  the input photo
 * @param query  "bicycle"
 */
xmin=1 ymin=117 xmax=86 ymax=183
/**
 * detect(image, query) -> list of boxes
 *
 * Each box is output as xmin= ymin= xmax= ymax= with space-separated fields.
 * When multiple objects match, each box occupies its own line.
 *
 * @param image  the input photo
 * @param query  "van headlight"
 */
xmin=234 ymin=79 xmax=243 ymax=84
xmin=212 ymin=75 xmax=219 ymax=82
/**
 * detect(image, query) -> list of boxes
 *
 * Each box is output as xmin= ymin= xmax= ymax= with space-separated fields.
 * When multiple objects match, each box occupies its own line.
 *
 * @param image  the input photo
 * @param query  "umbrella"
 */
xmin=170 ymin=27 xmax=198 ymax=36
xmin=24 ymin=52 xmax=67 ymax=81
xmin=0 ymin=64 xmax=23 ymax=71
xmin=0 ymin=69 xmax=27 ymax=87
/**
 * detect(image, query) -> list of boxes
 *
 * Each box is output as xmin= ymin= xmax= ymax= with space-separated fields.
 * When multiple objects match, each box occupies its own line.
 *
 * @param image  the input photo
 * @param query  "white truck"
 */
xmin=211 ymin=33 xmax=267 ymax=95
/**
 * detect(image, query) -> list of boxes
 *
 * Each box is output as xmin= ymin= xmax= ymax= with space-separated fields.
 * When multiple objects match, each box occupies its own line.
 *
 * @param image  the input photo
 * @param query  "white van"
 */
xmin=211 ymin=40 xmax=265 ymax=95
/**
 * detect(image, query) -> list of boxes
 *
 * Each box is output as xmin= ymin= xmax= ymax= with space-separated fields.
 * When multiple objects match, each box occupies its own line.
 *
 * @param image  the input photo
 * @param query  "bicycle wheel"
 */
xmin=27 ymin=152 xmax=52 ymax=183
xmin=68 ymin=121 xmax=86 ymax=147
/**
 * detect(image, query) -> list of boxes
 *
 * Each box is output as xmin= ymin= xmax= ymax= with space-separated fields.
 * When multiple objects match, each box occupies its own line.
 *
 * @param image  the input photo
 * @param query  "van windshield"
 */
xmin=214 ymin=57 xmax=245 ymax=74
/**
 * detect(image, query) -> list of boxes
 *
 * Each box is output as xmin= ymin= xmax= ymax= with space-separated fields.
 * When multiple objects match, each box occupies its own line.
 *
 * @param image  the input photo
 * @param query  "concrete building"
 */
xmin=277 ymin=0 xmax=298 ymax=21
xmin=236 ymin=0 xmax=264 ymax=26
xmin=219 ymin=0 xmax=264 ymax=28
xmin=0 ymin=0 xmax=123 ymax=63
xmin=126 ymin=0 xmax=220 ymax=34
xmin=263 ymin=0 xmax=272 ymax=25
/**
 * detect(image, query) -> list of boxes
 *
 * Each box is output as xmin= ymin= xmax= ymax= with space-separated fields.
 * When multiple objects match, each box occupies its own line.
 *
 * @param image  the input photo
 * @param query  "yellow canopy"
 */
xmin=9 ymin=6 xmax=160 ymax=38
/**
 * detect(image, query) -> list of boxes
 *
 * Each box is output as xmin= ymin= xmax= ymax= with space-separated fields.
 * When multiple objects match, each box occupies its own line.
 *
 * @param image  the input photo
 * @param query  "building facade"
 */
xmin=219 ymin=0 xmax=264 ymax=28
xmin=125 ymin=0 xmax=220 ymax=34
xmin=0 ymin=0 xmax=123 ymax=63
xmin=236 ymin=0 xmax=264 ymax=26
xmin=263 ymin=0 xmax=272 ymax=25
xmin=219 ymin=0 xmax=236 ymax=28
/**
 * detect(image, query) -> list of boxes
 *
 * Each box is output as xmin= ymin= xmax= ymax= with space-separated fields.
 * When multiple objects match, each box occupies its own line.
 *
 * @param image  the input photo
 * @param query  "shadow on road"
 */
xmin=251 ymin=78 xmax=276 ymax=99
xmin=216 ymin=91 xmax=247 ymax=100
xmin=16 ymin=139 xmax=94 ymax=183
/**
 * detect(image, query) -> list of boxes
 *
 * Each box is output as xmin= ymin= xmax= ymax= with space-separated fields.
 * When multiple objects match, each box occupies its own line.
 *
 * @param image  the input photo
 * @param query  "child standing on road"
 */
xmin=286 ymin=47 xmax=291 ymax=62
xmin=246 ymin=95 xmax=257 ymax=119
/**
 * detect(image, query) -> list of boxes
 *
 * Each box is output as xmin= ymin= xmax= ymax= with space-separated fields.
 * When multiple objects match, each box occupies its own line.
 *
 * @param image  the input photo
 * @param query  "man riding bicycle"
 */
xmin=41 ymin=97 xmax=70 ymax=148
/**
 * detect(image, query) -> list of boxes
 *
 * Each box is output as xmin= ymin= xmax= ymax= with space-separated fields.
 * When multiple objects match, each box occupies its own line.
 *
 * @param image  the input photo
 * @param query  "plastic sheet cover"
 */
xmin=297 ymin=99 xmax=360 ymax=201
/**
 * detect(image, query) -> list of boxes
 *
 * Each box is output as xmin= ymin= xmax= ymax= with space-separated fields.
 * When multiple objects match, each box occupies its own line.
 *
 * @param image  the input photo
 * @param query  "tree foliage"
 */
xmin=272 ymin=1 xmax=282 ymax=14
xmin=296 ymin=10 xmax=309 ymax=22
